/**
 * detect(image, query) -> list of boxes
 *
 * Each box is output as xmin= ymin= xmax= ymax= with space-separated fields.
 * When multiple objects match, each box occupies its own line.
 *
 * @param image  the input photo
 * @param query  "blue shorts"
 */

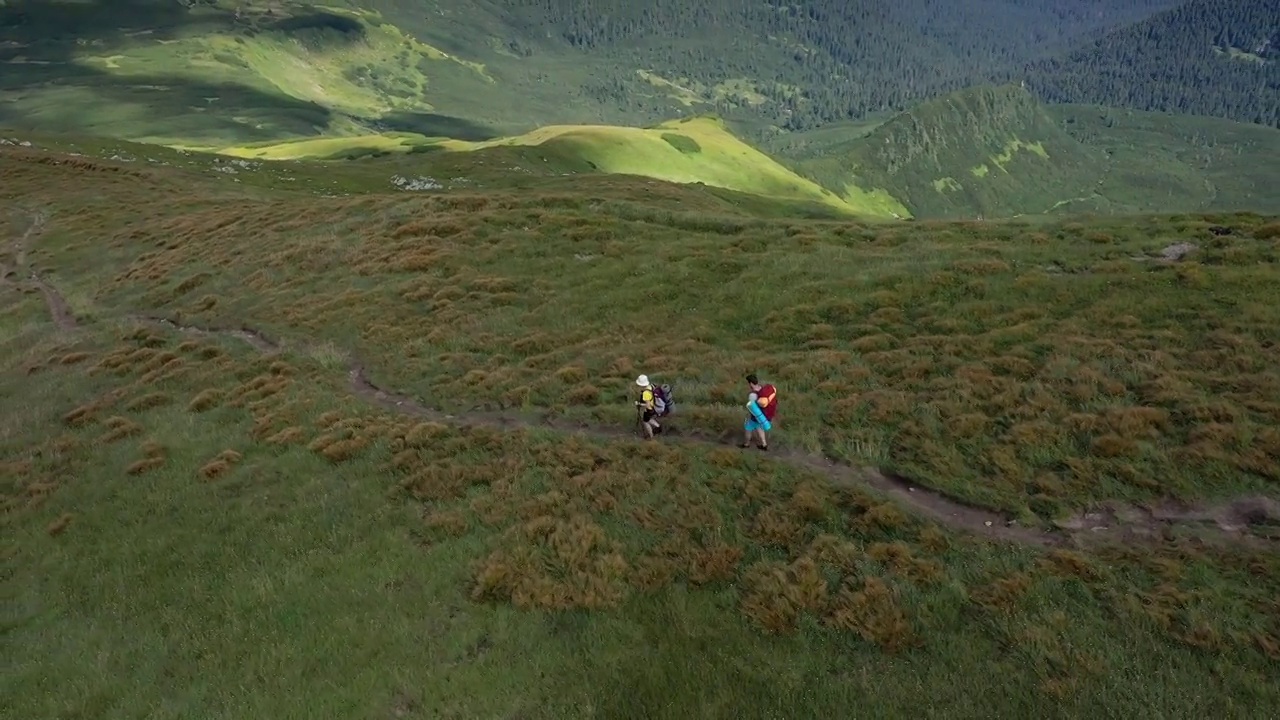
xmin=745 ymin=418 xmax=772 ymax=433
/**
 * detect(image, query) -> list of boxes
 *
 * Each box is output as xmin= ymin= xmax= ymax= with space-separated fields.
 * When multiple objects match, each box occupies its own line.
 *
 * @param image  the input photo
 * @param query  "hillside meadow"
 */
xmin=3 ymin=139 xmax=1280 ymax=717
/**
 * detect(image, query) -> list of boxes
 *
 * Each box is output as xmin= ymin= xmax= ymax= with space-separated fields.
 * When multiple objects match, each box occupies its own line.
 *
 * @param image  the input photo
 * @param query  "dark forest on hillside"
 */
xmin=503 ymin=0 xmax=1276 ymax=128
xmin=1021 ymin=0 xmax=1279 ymax=126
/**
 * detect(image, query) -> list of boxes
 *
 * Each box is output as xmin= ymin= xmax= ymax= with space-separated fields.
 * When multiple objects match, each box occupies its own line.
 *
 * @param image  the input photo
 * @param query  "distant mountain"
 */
xmin=1020 ymin=0 xmax=1280 ymax=126
xmin=3 ymin=0 xmax=1260 ymax=146
xmin=785 ymin=85 xmax=1111 ymax=218
xmin=473 ymin=0 xmax=1183 ymax=130
xmin=776 ymin=83 xmax=1280 ymax=218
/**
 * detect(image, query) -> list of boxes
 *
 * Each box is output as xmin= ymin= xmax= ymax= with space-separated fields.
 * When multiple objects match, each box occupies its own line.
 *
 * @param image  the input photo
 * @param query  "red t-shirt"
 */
xmin=756 ymin=384 xmax=777 ymax=420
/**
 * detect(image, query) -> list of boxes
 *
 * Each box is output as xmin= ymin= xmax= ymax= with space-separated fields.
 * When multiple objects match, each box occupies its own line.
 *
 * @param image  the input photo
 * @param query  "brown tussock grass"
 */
xmin=852 ymin=503 xmax=910 ymax=535
xmin=199 ymin=461 xmax=230 ymax=479
xmin=806 ymin=534 xmax=862 ymax=573
xmin=564 ymin=383 xmax=601 ymax=406
xmin=404 ymin=421 xmax=450 ymax=447
xmin=265 ymin=427 xmax=305 ymax=446
xmin=686 ymin=543 xmax=745 ymax=585
xmin=59 ymin=351 xmax=91 ymax=365
xmin=199 ymin=450 xmax=242 ymax=480
xmin=630 ymin=555 xmax=680 ymax=592
xmin=739 ymin=557 xmax=830 ymax=635
xmin=1103 ymin=406 xmax=1170 ymax=438
xmin=916 ymin=526 xmax=950 ymax=554
xmin=227 ymin=375 xmax=290 ymax=406
xmin=1254 ymin=632 xmax=1280 ymax=660
xmin=319 ymin=437 xmax=371 ymax=463
xmin=825 ymin=576 xmax=914 ymax=652
xmin=26 ymin=480 xmax=59 ymax=499
xmin=1090 ymin=434 xmax=1140 ymax=458
xmin=63 ymin=404 xmax=98 ymax=427
xmin=1039 ymin=550 xmax=1102 ymax=582
xmin=470 ymin=514 xmax=630 ymax=611
xmin=188 ymin=389 xmax=223 ymax=412
xmin=97 ymin=416 xmax=143 ymax=443
xmin=748 ymin=503 xmax=807 ymax=551
xmin=47 ymin=513 xmax=74 ymax=536
xmin=126 ymin=457 xmax=166 ymax=476
xmin=1 ymin=459 xmax=35 ymax=478
xmin=972 ymin=572 xmax=1034 ymax=612
xmin=423 ymin=508 xmax=470 ymax=538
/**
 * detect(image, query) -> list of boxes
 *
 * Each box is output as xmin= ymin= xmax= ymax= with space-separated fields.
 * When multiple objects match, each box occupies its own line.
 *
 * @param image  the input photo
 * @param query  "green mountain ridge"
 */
xmin=1021 ymin=0 xmax=1280 ymax=127
xmin=789 ymin=85 xmax=1111 ymax=219
xmin=777 ymin=85 xmax=1280 ymax=218
xmin=1 ymin=0 xmax=1278 ymax=218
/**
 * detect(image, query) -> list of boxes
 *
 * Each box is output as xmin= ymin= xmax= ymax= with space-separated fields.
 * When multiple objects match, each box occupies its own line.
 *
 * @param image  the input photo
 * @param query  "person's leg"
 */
xmin=741 ymin=419 xmax=759 ymax=447
xmin=643 ymin=410 xmax=658 ymax=438
xmin=754 ymin=426 xmax=769 ymax=449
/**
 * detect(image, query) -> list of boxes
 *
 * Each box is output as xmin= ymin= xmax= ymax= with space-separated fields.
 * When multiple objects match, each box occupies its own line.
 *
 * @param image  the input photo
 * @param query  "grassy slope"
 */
xmin=0 ymin=0 xmax=686 ymax=142
xmin=1 ymin=2 xmax=907 ymax=217
xmin=1047 ymin=104 xmax=1280 ymax=213
xmin=784 ymin=85 xmax=1112 ymax=219
xmin=219 ymin=116 xmax=908 ymax=217
xmin=4 ymin=3 xmax=1276 ymax=220
xmin=3 ymin=139 xmax=1280 ymax=717
xmin=779 ymin=85 xmax=1280 ymax=219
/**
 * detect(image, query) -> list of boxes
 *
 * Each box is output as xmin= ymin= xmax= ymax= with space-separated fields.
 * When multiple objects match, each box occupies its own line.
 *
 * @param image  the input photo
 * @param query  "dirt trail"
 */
xmin=3 ymin=211 xmax=77 ymax=330
xmin=133 ymin=315 xmax=1280 ymax=550
xmin=9 ymin=213 xmax=1276 ymax=549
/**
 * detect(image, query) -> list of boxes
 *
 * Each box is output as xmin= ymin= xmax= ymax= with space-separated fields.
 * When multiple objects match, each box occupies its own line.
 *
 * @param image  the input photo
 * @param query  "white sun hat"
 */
xmin=636 ymin=374 xmax=649 ymax=387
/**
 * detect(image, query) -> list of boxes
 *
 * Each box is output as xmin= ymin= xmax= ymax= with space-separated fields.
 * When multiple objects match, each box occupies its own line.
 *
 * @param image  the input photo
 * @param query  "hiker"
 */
xmin=741 ymin=373 xmax=776 ymax=450
xmin=634 ymin=374 xmax=672 ymax=439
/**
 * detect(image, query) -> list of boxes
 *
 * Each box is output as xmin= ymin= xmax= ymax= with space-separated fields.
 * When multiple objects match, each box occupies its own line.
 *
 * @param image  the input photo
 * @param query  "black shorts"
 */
xmin=642 ymin=409 xmax=659 ymax=422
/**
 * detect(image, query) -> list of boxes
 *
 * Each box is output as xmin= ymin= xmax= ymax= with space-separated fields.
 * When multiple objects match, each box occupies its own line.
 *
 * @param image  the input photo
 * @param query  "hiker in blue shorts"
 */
xmin=741 ymin=373 xmax=777 ymax=451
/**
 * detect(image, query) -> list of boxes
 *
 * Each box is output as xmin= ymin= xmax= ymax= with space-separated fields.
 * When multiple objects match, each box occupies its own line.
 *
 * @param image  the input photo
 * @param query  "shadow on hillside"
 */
xmin=374 ymin=111 xmax=498 ymax=141
xmin=0 ymin=0 xmax=217 ymax=48
xmin=0 ymin=62 xmax=333 ymax=144
xmin=0 ymin=2 xmax=503 ymax=144
xmin=264 ymin=11 xmax=363 ymax=36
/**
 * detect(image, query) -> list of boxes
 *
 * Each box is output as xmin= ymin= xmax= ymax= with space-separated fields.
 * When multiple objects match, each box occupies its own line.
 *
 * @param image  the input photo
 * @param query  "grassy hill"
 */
xmin=3 ymin=0 xmax=1277 ymax=220
xmin=0 ymin=0 xmax=1190 ymax=141
xmin=781 ymin=85 xmax=1112 ymax=219
xmin=774 ymin=85 xmax=1280 ymax=219
xmin=212 ymin=116 xmax=909 ymax=218
xmin=1048 ymin=104 xmax=1280 ymax=213
xmin=0 ymin=0 xmax=514 ymax=145
xmin=4 ymin=132 xmax=1280 ymax=717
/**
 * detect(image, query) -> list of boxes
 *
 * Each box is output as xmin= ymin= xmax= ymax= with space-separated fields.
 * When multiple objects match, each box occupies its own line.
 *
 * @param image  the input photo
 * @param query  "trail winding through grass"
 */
xmin=7 ymin=214 xmax=1279 ymax=549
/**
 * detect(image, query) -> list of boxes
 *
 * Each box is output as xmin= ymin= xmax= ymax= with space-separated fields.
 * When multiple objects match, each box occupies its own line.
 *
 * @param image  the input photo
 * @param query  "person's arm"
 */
xmin=757 ymin=388 xmax=775 ymax=409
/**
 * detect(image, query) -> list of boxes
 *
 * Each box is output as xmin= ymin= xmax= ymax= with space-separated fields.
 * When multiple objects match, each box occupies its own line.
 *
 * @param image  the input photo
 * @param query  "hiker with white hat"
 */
xmin=633 ymin=374 xmax=673 ymax=439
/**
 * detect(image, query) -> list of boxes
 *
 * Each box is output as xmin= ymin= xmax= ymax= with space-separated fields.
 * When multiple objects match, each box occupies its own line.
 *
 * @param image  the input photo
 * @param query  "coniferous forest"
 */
xmin=495 ymin=0 xmax=1278 ymax=128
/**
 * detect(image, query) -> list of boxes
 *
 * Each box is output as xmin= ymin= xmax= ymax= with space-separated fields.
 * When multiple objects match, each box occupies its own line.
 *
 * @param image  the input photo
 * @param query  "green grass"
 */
xmin=1048 ymin=103 xmax=1280 ymax=213
xmin=775 ymin=85 xmax=1280 ymax=219
xmin=224 ymin=116 xmax=906 ymax=217
xmin=4 ymin=137 xmax=1280 ymax=717
xmin=0 ymin=1 xmax=511 ymax=146
xmin=6 ymin=312 xmax=1278 ymax=719
xmin=782 ymin=84 xmax=1114 ymax=219
xmin=4 ymin=5 xmax=1277 ymax=220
